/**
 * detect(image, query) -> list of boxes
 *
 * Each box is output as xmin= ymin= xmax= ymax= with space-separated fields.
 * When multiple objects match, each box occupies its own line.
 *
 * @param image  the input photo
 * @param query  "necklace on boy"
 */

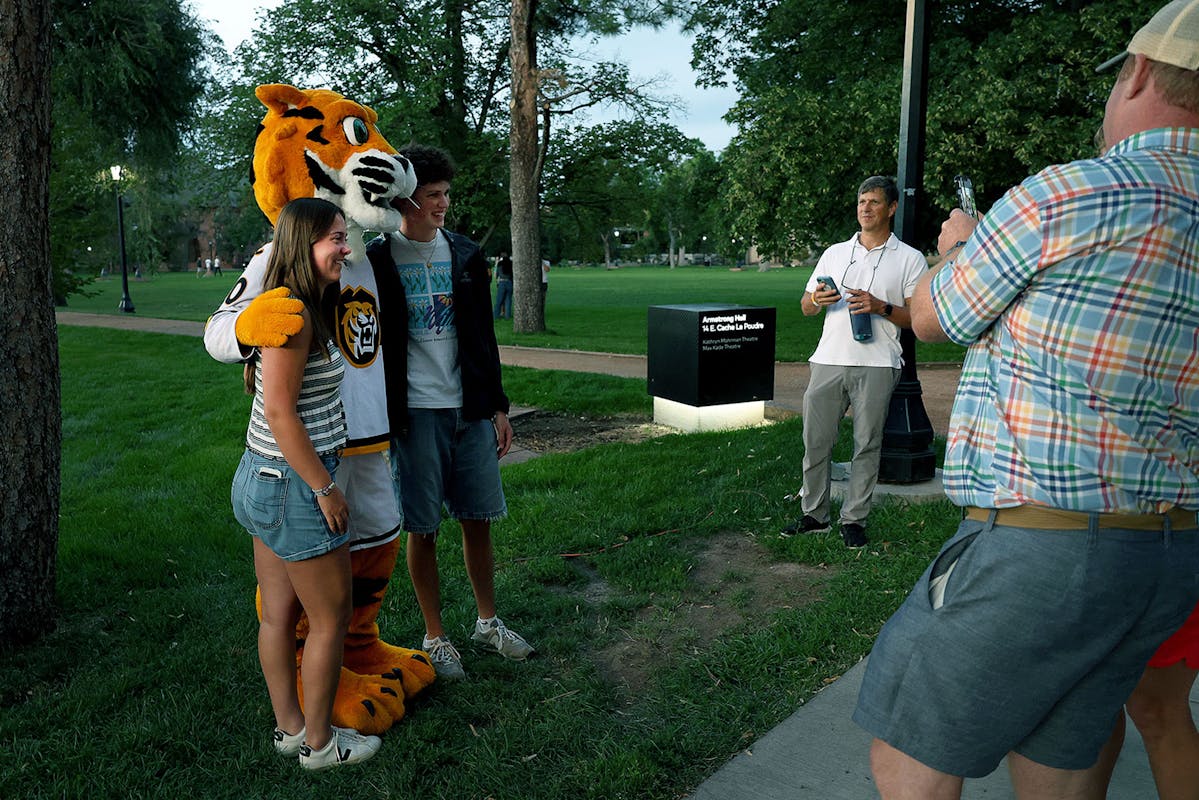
xmin=402 ymin=233 xmax=437 ymax=268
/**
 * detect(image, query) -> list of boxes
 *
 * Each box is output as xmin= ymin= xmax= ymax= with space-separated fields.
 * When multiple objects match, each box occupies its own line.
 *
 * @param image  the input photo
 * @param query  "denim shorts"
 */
xmin=231 ymin=449 xmax=349 ymax=561
xmin=391 ymin=408 xmax=507 ymax=535
xmin=853 ymin=516 xmax=1199 ymax=777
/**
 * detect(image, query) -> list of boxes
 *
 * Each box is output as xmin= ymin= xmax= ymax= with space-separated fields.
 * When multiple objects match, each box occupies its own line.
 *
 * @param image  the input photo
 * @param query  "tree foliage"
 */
xmin=542 ymin=120 xmax=697 ymax=265
xmin=649 ymin=148 xmax=725 ymax=265
xmin=204 ymin=0 xmax=685 ymax=332
xmin=50 ymin=0 xmax=210 ymax=299
xmin=223 ymin=0 xmax=512 ymax=240
xmin=689 ymin=0 xmax=1148 ymax=257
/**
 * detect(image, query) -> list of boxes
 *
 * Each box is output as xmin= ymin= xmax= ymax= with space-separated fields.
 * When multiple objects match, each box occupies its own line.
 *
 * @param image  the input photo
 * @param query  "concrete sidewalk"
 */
xmin=497 ymin=343 xmax=963 ymax=438
xmin=58 ymin=311 xmax=1188 ymax=798
xmin=688 ymin=657 xmax=1198 ymax=799
xmin=52 ymin=312 xmax=960 ymax=436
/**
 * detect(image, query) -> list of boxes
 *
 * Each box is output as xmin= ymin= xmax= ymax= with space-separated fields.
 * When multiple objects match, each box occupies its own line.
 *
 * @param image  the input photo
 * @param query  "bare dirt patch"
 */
xmin=577 ymin=532 xmax=833 ymax=693
xmin=510 ymin=410 xmax=673 ymax=454
xmin=519 ymin=411 xmax=831 ymax=691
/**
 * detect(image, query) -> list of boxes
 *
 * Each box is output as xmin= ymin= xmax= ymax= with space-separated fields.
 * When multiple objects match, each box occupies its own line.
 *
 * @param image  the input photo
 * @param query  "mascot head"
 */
xmin=251 ymin=83 xmax=415 ymax=231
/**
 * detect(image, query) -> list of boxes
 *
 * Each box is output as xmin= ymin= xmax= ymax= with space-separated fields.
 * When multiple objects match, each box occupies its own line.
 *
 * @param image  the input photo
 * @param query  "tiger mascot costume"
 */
xmin=205 ymin=84 xmax=436 ymax=734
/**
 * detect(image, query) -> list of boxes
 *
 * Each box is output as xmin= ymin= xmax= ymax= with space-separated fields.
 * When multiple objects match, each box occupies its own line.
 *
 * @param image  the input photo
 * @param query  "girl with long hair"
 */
xmin=230 ymin=197 xmax=381 ymax=770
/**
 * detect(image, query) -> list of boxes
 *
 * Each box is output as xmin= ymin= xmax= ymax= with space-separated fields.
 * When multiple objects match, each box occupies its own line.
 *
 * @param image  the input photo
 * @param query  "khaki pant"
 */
xmin=800 ymin=363 xmax=900 ymax=525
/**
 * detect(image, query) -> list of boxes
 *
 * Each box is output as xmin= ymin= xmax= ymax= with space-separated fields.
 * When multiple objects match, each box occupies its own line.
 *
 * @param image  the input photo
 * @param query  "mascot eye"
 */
xmin=342 ymin=117 xmax=371 ymax=146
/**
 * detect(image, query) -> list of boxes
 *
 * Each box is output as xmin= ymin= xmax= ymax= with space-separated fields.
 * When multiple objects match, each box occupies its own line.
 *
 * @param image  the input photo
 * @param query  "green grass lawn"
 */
xmin=0 ymin=326 xmax=960 ymax=799
xmin=68 ymin=270 xmax=239 ymax=323
xmin=65 ymin=266 xmax=967 ymax=363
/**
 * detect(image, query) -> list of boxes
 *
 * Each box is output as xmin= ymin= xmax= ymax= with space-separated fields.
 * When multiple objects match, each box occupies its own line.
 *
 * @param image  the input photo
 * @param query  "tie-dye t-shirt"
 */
xmin=390 ymin=232 xmax=463 ymax=409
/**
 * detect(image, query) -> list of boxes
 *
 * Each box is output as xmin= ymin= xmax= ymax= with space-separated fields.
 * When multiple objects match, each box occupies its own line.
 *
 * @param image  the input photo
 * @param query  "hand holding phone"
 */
xmin=954 ymin=175 xmax=978 ymax=219
xmin=811 ymin=275 xmax=841 ymax=309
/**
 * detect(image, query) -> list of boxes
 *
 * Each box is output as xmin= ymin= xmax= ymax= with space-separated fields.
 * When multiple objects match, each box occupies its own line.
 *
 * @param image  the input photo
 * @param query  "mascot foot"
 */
xmin=298 ymin=666 xmax=408 ymax=736
xmin=343 ymin=640 xmax=437 ymax=700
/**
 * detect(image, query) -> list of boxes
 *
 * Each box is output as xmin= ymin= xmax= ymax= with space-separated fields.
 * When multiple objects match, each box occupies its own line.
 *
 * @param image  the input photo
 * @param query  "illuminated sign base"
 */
xmin=653 ymin=397 xmax=766 ymax=433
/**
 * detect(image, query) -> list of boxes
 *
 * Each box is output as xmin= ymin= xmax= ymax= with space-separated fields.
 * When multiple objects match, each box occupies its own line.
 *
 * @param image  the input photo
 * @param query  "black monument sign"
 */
xmin=647 ymin=304 xmax=776 ymax=407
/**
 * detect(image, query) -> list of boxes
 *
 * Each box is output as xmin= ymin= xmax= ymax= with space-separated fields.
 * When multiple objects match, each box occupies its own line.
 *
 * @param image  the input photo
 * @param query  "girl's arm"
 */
xmin=259 ymin=310 xmax=349 ymax=533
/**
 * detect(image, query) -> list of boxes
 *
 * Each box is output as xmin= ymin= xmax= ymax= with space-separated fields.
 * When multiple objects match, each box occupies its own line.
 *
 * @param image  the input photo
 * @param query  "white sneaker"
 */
xmin=471 ymin=617 xmax=535 ymax=661
xmin=423 ymin=635 xmax=467 ymax=680
xmin=272 ymin=726 xmax=305 ymax=756
xmin=299 ymin=726 xmax=382 ymax=771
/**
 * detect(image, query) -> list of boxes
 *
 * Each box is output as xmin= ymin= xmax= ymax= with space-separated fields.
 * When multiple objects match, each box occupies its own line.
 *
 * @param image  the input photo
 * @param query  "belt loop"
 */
xmin=1163 ymin=513 xmax=1173 ymax=548
xmin=1087 ymin=512 xmax=1098 ymax=543
xmin=985 ymin=509 xmax=998 ymax=533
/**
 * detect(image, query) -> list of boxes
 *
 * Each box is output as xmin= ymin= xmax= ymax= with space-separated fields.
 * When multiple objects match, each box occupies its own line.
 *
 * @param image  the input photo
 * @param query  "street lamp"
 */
xmin=109 ymin=165 xmax=135 ymax=313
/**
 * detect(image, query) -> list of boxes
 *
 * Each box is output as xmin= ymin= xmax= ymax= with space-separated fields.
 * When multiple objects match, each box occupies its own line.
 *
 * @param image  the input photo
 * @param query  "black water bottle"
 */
xmin=850 ymin=308 xmax=873 ymax=342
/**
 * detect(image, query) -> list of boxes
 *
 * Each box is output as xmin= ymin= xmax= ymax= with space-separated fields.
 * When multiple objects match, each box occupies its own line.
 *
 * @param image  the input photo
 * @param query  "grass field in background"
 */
xmin=66 ymin=266 xmax=967 ymax=363
xmin=0 ymin=326 xmax=959 ymax=799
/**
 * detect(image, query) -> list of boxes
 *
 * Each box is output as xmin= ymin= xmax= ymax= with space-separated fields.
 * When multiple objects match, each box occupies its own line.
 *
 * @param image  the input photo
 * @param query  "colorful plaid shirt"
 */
xmin=930 ymin=128 xmax=1199 ymax=513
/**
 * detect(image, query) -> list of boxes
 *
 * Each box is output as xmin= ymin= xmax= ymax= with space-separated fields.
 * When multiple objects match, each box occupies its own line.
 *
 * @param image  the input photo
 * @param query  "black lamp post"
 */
xmin=878 ymin=0 xmax=936 ymax=483
xmin=110 ymin=165 xmax=135 ymax=313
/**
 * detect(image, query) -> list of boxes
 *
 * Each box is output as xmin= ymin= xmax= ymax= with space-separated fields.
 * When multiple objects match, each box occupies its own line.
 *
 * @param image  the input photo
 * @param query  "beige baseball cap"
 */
xmin=1097 ymin=0 xmax=1199 ymax=72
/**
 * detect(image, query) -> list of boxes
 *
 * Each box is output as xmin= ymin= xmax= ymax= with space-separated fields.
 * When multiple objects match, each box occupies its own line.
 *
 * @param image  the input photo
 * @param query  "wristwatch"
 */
xmin=882 ymin=303 xmax=893 ymax=318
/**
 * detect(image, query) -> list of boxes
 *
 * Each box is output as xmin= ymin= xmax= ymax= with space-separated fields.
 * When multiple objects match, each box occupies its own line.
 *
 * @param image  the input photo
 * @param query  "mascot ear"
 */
xmin=255 ymin=84 xmax=310 ymax=114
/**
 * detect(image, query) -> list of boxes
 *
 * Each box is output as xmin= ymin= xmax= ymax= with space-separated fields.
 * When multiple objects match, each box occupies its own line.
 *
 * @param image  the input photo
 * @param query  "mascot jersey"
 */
xmin=207 ymin=245 xmax=392 ymax=455
xmin=203 ymin=82 xmax=418 ymax=547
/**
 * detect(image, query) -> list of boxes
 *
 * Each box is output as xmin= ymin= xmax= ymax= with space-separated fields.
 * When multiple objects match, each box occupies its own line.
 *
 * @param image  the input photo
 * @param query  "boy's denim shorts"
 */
xmin=391 ymin=408 xmax=507 ymax=536
xmin=231 ymin=449 xmax=349 ymax=561
xmin=853 ymin=515 xmax=1199 ymax=778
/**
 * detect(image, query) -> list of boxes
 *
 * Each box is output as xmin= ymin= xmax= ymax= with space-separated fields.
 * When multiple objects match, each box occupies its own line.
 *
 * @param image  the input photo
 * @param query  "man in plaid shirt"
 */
xmin=854 ymin=2 xmax=1199 ymax=797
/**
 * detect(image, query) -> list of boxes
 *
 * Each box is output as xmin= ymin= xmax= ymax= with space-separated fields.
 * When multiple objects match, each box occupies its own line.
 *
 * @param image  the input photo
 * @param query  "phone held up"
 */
xmin=954 ymin=174 xmax=978 ymax=219
xmin=816 ymin=275 xmax=872 ymax=342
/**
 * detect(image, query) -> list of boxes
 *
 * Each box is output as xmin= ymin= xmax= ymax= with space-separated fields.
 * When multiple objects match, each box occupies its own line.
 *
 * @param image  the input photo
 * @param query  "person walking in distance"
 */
xmin=493 ymin=251 xmax=513 ymax=319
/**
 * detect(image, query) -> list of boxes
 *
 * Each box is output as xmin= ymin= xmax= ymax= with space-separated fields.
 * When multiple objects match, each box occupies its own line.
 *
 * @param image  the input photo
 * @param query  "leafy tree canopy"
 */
xmin=50 ymin=0 xmax=210 ymax=300
xmin=688 ymin=0 xmax=1147 ymax=258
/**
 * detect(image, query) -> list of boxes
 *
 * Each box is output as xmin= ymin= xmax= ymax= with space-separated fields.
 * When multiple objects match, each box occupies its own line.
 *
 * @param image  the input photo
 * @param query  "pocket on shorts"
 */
xmin=928 ymin=528 xmax=981 ymax=610
xmin=245 ymin=466 xmax=289 ymax=531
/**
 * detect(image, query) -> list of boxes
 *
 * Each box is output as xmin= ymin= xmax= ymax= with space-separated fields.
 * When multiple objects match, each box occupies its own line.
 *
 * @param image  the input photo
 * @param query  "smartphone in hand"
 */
xmin=816 ymin=275 xmax=839 ymax=296
xmin=954 ymin=175 xmax=978 ymax=219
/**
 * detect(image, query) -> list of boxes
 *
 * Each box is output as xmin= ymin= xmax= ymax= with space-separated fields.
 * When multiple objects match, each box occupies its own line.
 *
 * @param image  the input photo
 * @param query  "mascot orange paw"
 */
xmin=298 ymin=666 xmax=408 ymax=736
xmin=235 ymin=286 xmax=304 ymax=348
xmin=343 ymin=641 xmax=437 ymax=700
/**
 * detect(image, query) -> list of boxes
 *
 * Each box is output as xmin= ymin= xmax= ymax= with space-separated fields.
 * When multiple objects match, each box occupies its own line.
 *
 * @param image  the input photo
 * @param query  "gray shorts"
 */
xmin=853 ymin=516 xmax=1199 ymax=778
xmin=391 ymin=408 xmax=507 ymax=535
xmin=337 ymin=449 xmax=403 ymax=550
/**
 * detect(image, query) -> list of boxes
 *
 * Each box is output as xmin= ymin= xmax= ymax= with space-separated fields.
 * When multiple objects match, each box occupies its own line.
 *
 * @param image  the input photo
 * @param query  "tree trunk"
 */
xmin=508 ymin=0 xmax=544 ymax=333
xmin=0 ymin=0 xmax=60 ymax=646
xmin=600 ymin=232 xmax=613 ymax=270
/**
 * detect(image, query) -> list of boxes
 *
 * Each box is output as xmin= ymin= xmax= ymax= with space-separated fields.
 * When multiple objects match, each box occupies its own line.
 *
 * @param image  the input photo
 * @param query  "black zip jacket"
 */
xmin=367 ymin=229 xmax=510 ymax=438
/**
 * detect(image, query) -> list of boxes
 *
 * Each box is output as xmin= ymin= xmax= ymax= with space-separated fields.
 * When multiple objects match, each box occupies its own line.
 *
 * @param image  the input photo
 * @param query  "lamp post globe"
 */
xmin=110 ymin=165 xmax=135 ymax=313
